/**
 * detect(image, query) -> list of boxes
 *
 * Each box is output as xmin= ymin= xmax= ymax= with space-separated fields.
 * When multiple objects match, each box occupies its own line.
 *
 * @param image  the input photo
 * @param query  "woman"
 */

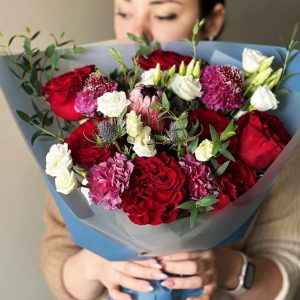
xmin=41 ymin=1 xmax=300 ymax=300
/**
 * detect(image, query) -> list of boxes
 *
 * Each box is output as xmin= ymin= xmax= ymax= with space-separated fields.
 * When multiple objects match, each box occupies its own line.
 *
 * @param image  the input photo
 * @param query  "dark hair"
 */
xmin=201 ymin=0 xmax=225 ymax=17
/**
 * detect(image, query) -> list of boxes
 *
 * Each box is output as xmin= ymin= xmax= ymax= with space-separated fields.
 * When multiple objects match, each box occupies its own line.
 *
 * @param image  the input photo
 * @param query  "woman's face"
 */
xmin=114 ymin=0 xmax=201 ymax=42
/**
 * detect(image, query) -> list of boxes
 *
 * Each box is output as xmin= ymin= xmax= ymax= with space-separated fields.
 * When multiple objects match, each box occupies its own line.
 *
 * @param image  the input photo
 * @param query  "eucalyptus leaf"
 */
xmin=45 ymin=44 xmax=55 ymax=58
xmin=188 ymin=137 xmax=199 ymax=154
xmin=162 ymin=93 xmax=170 ymax=110
xmin=196 ymin=196 xmax=218 ymax=207
xmin=17 ymin=110 xmax=31 ymax=123
xmin=190 ymin=208 xmax=199 ymax=228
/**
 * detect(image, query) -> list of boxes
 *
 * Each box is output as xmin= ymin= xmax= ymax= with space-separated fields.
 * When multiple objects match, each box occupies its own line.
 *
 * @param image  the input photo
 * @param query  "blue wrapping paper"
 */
xmin=1 ymin=41 xmax=300 ymax=300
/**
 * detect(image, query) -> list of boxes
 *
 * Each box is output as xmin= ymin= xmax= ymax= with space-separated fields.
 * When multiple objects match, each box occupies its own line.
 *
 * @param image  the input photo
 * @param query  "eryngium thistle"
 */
xmin=97 ymin=122 xmax=118 ymax=144
xmin=166 ymin=122 xmax=179 ymax=143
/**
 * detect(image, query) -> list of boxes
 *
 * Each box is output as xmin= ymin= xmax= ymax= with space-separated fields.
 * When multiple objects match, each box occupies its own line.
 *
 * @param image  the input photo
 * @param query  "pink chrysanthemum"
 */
xmin=179 ymin=154 xmax=220 ymax=201
xmin=74 ymin=72 xmax=118 ymax=117
xmin=87 ymin=153 xmax=134 ymax=210
xmin=200 ymin=65 xmax=244 ymax=112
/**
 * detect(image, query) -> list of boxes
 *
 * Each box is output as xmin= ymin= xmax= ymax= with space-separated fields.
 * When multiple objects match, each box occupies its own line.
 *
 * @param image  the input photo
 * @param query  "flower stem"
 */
xmin=114 ymin=140 xmax=122 ymax=152
xmin=30 ymin=121 xmax=64 ymax=142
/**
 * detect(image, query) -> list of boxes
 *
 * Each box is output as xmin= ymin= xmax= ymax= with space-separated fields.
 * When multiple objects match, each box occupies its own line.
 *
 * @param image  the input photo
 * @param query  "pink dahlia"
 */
xmin=200 ymin=65 xmax=244 ymax=112
xmin=179 ymin=154 xmax=220 ymax=201
xmin=87 ymin=153 xmax=134 ymax=210
xmin=129 ymin=84 xmax=167 ymax=134
xmin=74 ymin=72 xmax=118 ymax=117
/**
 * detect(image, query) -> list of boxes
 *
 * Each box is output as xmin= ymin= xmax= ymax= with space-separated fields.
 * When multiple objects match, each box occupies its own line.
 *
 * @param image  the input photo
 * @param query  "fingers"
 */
xmin=159 ymin=251 xmax=203 ymax=261
xmin=186 ymin=283 xmax=217 ymax=300
xmin=111 ymin=271 xmax=154 ymax=293
xmin=112 ymin=261 xmax=168 ymax=280
xmin=108 ymin=286 xmax=132 ymax=300
xmin=161 ymin=272 xmax=215 ymax=290
xmin=134 ymin=258 xmax=162 ymax=270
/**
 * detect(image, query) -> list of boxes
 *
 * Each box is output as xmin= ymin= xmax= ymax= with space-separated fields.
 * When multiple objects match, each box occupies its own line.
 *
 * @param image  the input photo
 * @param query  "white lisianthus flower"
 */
xmin=97 ymin=91 xmax=131 ymax=117
xmin=250 ymin=85 xmax=279 ymax=111
xmin=242 ymin=48 xmax=267 ymax=73
xmin=195 ymin=139 xmax=214 ymax=162
xmin=132 ymin=126 xmax=157 ymax=157
xmin=45 ymin=143 xmax=73 ymax=177
xmin=55 ymin=169 xmax=78 ymax=195
xmin=126 ymin=111 xmax=143 ymax=138
xmin=139 ymin=68 xmax=156 ymax=85
xmin=168 ymin=74 xmax=203 ymax=101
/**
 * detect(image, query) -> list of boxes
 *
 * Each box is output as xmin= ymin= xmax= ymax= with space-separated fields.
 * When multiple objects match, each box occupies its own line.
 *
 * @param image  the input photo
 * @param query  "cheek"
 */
xmin=114 ymin=19 xmax=133 ymax=39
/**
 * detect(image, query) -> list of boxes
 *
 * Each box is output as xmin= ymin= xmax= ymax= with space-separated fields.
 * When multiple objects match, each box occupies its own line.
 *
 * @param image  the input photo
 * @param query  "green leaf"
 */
xmin=26 ymin=27 xmax=31 ymax=34
xmin=45 ymin=44 xmax=55 ymax=58
xmin=9 ymin=67 xmax=22 ymax=79
xmin=176 ymin=113 xmax=188 ymax=130
xmin=209 ymin=124 xmax=220 ymax=144
xmin=24 ymin=37 xmax=31 ymax=56
xmin=50 ymin=51 xmax=59 ymax=69
xmin=21 ymin=83 xmax=34 ymax=95
xmin=196 ymin=196 xmax=218 ymax=207
xmin=276 ymin=88 xmax=290 ymax=97
xmin=141 ymin=32 xmax=150 ymax=45
xmin=148 ymin=103 xmax=162 ymax=110
xmin=61 ymin=54 xmax=77 ymax=60
xmin=212 ymin=141 xmax=221 ymax=156
xmin=31 ymin=31 xmax=40 ymax=41
xmin=30 ymin=70 xmax=38 ymax=85
xmin=17 ymin=110 xmax=31 ymax=123
xmin=220 ymin=131 xmax=236 ymax=141
xmin=32 ymin=100 xmax=43 ymax=120
xmin=216 ymin=161 xmax=230 ymax=176
xmin=190 ymin=208 xmax=199 ymax=228
xmin=188 ymin=137 xmax=199 ymax=154
xmin=31 ymin=130 xmax=43 ymax=145
xmin=178 ymin=201 xmax=196 ymax=210
xmin=219 ymin=148 xmax=236 ymax=162
xmin=211 ymin=158 xmax=218 ymax=169
xmin=162 ymin=92 xmax=170 ymax=110
xmin=127 ymin=33 xmax=140 ymax=43
xmin=8 ymin=35 xmax=17 ymax=47
xmin=72 ymin=47 xmax=85 ymax=54
xmin=276 ymin=49 xmax=286 ymax=63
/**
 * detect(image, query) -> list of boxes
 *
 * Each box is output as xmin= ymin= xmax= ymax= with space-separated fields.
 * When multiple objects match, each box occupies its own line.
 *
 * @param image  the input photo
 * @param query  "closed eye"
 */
xmin=155 ymin=13 xmax=177 ymax=20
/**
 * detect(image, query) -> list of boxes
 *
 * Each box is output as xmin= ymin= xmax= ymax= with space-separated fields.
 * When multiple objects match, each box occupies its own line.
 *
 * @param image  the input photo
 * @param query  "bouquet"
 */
xmin=1 ymin=21 xmax=300 ymax=267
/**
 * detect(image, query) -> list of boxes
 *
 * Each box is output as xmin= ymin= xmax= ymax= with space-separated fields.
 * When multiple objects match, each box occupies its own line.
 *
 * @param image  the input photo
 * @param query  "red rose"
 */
xmin=43 ymin=65 xmax=95 ymax=121
xmin=122 ymin=153 xmax=185 ymax=225
xmin=237 ymin=111 xmax=291 ymax=170
xmin=189 ymin=108 xmax=239 ymax=154
xmin=219 ymin=160 xmax=257 ymax=202
xmin=137 ymin=49 xmax=192 ymax=71
xmin=64 ymin=118 xmax=116 ymax=170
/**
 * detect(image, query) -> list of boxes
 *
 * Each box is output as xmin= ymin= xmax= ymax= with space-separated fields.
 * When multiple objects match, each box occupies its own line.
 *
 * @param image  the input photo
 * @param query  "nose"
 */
xmin=132 ymin=19 xmax=154 ymax=42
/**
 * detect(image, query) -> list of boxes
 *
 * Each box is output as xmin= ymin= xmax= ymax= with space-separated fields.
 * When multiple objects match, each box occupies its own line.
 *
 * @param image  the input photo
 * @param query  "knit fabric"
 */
xmin=41 ymin=146 xmax=300 ymax=300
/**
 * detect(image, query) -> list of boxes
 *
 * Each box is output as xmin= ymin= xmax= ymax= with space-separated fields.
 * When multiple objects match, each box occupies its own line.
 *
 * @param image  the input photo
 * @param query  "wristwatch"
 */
xmin=226 ymin=252 xmax=256 ymax=296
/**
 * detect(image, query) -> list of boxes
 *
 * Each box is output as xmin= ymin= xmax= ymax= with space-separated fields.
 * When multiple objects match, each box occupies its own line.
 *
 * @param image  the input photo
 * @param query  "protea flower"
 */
xmin=129 ymin=84 xmax=167 ymax=134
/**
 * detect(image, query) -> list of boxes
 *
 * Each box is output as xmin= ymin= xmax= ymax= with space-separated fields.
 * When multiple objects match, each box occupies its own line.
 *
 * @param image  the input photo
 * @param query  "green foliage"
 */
xmin=2 ymin=28 xmax=84 ymax=143
xmin=178 ymin=195 xmax=219 ymax=228
xmin=127 ymin=32 xmax=160 ymax=57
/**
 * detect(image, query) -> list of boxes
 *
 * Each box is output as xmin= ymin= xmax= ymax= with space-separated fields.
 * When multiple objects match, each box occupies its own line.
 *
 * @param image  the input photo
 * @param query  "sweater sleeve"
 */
xmin=243 ymin=146 xmax=300 ymax=300
xmin=40 ymin=195 xmax=82 ymax=300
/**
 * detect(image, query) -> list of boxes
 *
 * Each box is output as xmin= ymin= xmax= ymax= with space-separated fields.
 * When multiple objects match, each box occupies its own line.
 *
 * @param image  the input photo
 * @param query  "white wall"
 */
xmin=0 ymin=1 xmax=114 ymax=299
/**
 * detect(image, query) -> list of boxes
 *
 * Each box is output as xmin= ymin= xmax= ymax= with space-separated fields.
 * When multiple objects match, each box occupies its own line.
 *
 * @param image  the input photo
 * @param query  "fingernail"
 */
xmin=151 ymin=263 xmax=162 ymax=269
xmin=161 ymin=280 xmax=175 ymax=288
xmin=153 ymin=272 xmax=168 ymax=280
xmin=122 ymin=296 xmax=132 ymax=300
xmin=143 ymin=284 xmax=154 ymax=292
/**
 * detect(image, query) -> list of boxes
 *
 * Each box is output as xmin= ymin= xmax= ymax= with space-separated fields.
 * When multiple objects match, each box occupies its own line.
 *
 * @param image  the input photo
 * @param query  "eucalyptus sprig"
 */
xmin=178 ymin=195 xmax=219 ymax=228
xmin=0 ymin=28 xmax=84 ymax=144
xmin=275 ymin=24 xmax=300 ymax=96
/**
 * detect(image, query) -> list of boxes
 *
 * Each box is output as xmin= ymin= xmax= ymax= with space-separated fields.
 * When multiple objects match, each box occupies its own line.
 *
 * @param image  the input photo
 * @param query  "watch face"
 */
xmin=244 ymin=262 xmax=256 ymax=289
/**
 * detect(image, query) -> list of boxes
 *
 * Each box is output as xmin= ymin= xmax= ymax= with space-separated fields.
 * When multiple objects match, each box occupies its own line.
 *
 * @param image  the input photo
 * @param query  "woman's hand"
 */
xmin=158 ymin=251 xmax=218 ymax=300
xmin=78 ymin=249 xmax=169 ymax=300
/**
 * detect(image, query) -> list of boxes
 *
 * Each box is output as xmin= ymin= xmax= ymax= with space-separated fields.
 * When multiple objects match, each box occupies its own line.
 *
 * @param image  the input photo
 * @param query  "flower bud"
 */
xmin=153 ymin=63 xmax=161 ymax=86
xmin=179 ymin=61 xmax=186 ymax=76
xmin=186 ymin=59 xmax=196 ymax=76
xmin=252 ymin=67 xmax=273 ymax=87
xmin=168 ymin=64 xmax=176 ymax=78
xmin=195 ymin=139 xmax=214 ymax=162
xmin=265 ymin=68 xmax=283 ymax=90
xmin=192 ymin=61 xmax=201 ymax=78
xmin=258 ymin=56 xmax=275 ymax=72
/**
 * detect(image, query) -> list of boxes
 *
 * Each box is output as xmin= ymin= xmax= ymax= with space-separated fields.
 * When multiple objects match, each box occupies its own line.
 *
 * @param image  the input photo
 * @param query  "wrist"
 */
xmin=215 ymin=248 xmax=244 ymax=290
